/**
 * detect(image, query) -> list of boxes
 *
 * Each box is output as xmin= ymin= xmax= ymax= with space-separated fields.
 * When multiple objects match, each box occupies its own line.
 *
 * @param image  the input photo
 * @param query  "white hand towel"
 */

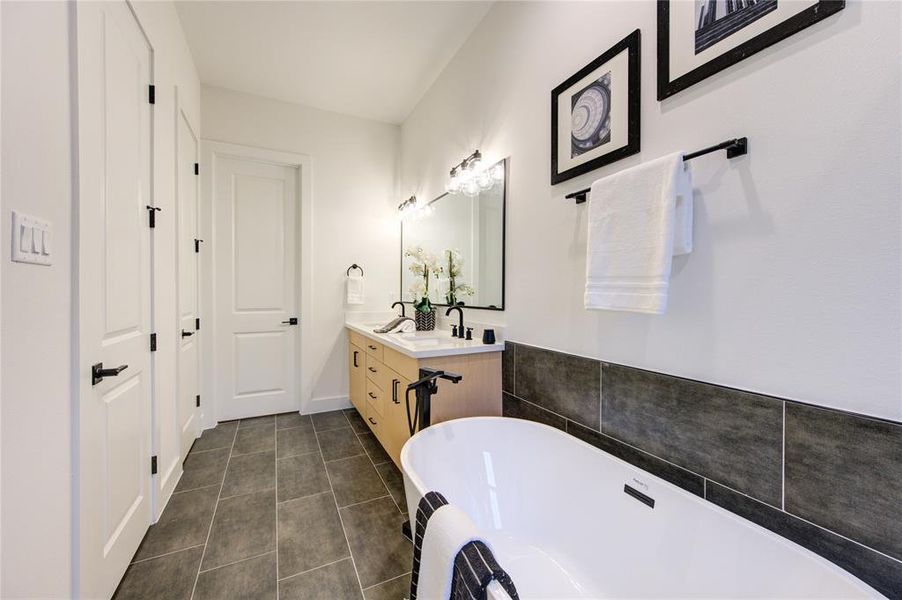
xmin=396 ymin=319 xmax=416 ymax=333
xmin=346 ymin=274 xmax=365 ymax=305
xmin=585 ymin=152 xmax=693 ymax=314
xmin=418 ymin=504 xmax=485 ymax=600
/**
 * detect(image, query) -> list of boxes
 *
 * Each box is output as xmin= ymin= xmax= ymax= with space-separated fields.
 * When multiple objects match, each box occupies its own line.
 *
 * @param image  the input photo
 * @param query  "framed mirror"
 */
xmin=400 ymin=158 xmax=507 ymax=311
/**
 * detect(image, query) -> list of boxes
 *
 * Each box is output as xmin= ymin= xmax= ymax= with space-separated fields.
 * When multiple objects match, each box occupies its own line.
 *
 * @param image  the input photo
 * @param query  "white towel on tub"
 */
xmin=584 ymin=152 xmax=693 ymax=314
xmin=418 ymin=504 xmax=483 ymax=599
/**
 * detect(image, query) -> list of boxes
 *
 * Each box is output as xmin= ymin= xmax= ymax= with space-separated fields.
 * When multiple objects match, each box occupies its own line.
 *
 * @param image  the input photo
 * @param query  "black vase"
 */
xmin=415 ymin=309 xmax=436 ymax=331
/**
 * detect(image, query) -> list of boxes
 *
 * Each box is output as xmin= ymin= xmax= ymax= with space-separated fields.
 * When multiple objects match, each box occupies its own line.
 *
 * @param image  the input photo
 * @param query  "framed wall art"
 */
xmin=551 ymin=29 xmax=640 ymax=185
xmin=658 ymin=0 xmax=845 ymax=100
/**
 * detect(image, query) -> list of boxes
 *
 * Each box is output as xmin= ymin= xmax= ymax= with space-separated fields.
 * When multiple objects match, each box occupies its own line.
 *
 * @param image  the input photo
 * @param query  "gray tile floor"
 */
xmin=114 ymin=409 xmax=412 ymax=600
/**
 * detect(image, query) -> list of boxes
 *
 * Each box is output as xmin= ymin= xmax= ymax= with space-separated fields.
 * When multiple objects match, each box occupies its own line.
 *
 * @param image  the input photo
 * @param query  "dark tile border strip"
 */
xmin=503 ymin=341 xmax=902 ymax=428
xmin=705 ymin=482 xmax=902 ymax=598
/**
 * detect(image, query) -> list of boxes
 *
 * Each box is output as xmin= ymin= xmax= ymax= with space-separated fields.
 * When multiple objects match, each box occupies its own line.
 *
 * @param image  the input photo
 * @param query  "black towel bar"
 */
xmin=565 ymin=137 xmax=748 ymax=204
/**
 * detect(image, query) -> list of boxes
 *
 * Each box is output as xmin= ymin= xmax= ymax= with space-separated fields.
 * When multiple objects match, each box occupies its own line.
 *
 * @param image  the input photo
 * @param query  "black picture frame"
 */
xmin=657 ymin=0 xmax=845 ymax=101
xmin=551 ymin=29 xmax=641 ymax=186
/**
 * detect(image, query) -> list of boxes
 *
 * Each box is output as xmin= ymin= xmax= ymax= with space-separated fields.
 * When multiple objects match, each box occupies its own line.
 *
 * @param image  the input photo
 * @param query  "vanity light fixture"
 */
xmin=398 ymin=195 xmax=433 ymax=221
xmin=445 ymin=150 xmax=504 ymax=197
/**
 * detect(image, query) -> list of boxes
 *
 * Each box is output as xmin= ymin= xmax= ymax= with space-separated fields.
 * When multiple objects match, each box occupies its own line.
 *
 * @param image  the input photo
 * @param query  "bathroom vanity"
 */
xmin=346 ymin=321 xmax=504 ymax=468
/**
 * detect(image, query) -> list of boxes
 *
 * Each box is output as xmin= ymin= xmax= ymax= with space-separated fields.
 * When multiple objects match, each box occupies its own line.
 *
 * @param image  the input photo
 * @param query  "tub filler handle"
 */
xmin=406 ymin=367 xmax=462 ymax=435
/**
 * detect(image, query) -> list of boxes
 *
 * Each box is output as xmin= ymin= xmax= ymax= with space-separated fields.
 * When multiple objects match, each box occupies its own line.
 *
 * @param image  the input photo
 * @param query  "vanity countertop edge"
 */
xmin=345 ymin=320 xmax=505 ymax=359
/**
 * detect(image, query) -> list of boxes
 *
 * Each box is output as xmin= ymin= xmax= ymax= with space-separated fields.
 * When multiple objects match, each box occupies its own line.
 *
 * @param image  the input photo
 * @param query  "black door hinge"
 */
xmin=195 ymin=317 xmax=200 ymax=331
xmin=148 ymin=85 xmax=155 ymax=104
xmin=150 ymin=333 xmax=157 ymax=352
xmin=151 ymin=455 xmax=158 ymax=475
xmin=146 ymin=205 xmax=161 ymax=228
xmin=194 ymin=162 xmax=199 ymax=175
xmin=194 ymin=238 xmax=203 ymax=253
xmin=196 ymin=395 xmax=200 ymax=408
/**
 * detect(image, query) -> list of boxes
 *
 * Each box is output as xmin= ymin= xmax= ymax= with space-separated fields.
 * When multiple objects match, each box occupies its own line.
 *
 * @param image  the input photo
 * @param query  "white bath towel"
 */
xmin=418 ymin=504 xmax=484 ymax=600
xmin=346 ymin=274 xmax=365 ymax=305
xmin=391 ymin=319 xmax=416 ymax=334
xmin=585 ymin=152 xmax=693 ymax=314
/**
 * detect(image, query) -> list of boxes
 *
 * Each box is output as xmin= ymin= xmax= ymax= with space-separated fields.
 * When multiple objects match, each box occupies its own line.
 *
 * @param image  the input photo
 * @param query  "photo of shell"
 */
xmin=571 ymin=72 xmax=612 ymax=158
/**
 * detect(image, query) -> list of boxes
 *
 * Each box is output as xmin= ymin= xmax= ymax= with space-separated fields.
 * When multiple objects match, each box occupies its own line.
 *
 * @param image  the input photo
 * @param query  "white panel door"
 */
xmin=214 ymin=155 xmax=299 ymax=419
xmin=177 ymin=110 xmax=200 ymax=460
xmin=76 ymin=2 xmax=153 ymax=597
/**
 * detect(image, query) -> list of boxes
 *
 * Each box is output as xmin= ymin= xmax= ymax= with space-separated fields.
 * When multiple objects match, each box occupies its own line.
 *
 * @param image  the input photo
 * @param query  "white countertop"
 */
xmin=345 ymin=320 xmax=504 ymax=359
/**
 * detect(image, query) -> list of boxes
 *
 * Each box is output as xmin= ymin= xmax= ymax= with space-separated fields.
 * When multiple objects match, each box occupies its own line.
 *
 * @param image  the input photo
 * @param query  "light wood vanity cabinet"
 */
xmin=347 ymin=326 xmax=502 ymax=469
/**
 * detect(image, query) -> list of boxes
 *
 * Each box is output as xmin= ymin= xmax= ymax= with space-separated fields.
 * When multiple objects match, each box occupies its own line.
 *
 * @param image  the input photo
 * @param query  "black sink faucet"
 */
xmin=445 ymin=306 xmax=464 ymax=338
xmin=391 ymin=301 xmax=405 ymax=317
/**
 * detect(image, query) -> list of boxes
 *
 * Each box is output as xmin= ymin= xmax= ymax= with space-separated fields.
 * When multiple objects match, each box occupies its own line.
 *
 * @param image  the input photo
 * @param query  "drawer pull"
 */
xmin=368 ymin=392 xmax=377 ymax=399
xmin=392 ymin=379 xmax=400 ymax=404
xmin=368 ymin=344 xmax=377 ymax=350
xmin=368 ymin=417 xmax=377 ymax=425
xmin=368 ymin=367 xmax=377 ymax=373
xmin=353 ymin=350 xmax=359 ymax=368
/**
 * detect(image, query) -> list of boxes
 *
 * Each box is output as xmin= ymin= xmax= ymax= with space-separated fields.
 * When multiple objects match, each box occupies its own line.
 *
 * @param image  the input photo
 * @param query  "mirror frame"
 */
xmin=399 ymin=157 xmax=507 ymax=311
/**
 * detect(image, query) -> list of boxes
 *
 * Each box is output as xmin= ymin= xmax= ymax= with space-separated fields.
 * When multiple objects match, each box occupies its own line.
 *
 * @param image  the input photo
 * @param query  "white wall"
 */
xmin=1 ymin=2 xmax=74 ymax=595
xmin=1 ymin=1 xmax=200 ymax=596
xmin=201 ymin=86 xmax=400 ymax=413
xmin=400 ymin=1 xmax=902 ymax=421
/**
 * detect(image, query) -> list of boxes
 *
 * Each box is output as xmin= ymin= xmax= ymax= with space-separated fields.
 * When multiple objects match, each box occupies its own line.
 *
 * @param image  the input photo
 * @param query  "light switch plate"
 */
xmin=11 ymin=210 xmax=52 ymax=266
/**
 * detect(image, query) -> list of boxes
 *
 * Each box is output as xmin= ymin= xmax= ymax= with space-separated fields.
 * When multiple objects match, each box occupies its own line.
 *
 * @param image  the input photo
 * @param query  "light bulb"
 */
xmin=476 ymin=168 xmax=493 ymax=191
xmin=462 ymin=177 xmax=480 ymax=197
xmin=492 ymin=164 xmax=504 ymax=183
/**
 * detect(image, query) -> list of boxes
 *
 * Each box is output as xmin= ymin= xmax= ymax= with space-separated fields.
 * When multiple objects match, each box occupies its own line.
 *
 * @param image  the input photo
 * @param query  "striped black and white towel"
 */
xmin=410 ymin=491 xmax=519 ymax=600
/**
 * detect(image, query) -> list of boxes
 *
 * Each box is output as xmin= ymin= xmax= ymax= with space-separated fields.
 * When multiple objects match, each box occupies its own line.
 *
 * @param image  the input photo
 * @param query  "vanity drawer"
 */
xmin=365 ymin=354 xmax=391 ymax=390
xmin=365 ymin=379 xmax=385 ymax=417
xmin=363 ymin=338 xmax=383 ymax=361
xmin=365 ymin=400 xmax=383 ymax=438
xmin=383 ymin=345 xmax=419 ymax=382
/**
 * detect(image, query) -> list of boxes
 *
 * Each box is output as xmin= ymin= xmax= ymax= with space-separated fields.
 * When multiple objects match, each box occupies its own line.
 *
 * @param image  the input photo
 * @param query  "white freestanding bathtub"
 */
xmin=400 ymin=417 xmax=882 ymax=599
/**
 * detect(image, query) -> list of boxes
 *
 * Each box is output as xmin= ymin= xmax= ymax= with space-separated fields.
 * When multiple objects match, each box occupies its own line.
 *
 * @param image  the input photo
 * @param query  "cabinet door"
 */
xmin=349 ymin=343 xmax=366 ymax=414
xmin=385 ymin=371 xmax=413 ymax=467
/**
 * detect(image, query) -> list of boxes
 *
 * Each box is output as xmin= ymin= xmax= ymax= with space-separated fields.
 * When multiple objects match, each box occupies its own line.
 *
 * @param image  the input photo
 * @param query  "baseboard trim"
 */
xmin=305 ymin=394 xmax=352 ymax=414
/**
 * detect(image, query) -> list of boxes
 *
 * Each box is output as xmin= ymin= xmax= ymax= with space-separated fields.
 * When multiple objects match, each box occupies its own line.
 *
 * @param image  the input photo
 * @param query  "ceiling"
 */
xmin=174 ymin=1 xmax=492 ymax=124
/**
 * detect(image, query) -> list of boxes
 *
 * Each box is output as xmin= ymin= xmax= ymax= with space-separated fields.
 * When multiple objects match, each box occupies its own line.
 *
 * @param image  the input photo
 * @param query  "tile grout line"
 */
xmin=188 ymin=421 xmax=239 ymax=600
xmin=276 ymin=556 xmax=350 ymax=582
xmin=363 ymin=570 xmax=413 ymax=592
xmin=709 ymin=479 xmax=902 ymax=566
xmin=274 ymin=419 xmax=280 ymax=599
xmin=781 ymin=400 xmax=786 ymax=511
xmin=197 ymin=549 xmax=275 ymax=575
xmin=129 ymin=543 xmax=207 ymax=566
xmin=337 ymin=494 xmax=391 ymax=511
xmin=344 ymin=409 xmax=405 ymax=516
xmin=313 ymin=415 xmax=367 ymax=598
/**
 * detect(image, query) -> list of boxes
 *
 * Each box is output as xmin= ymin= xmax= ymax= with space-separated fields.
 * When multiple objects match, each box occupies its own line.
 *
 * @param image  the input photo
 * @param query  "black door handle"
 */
xmin=368 ymin=417 xmax=377 ymax=425
xmin=368 ymin=392 xmax=377 ymax=399
xmin=92 ymin=362 xmax=128 ymax=385
xmin=281 ymin=317 xmax=298 ymax=325
xmin=353 ymin=350 xmax=359 ymax=368
xmin=392 ymin=379 xmax=400 ymax=404
xmin=368 ymin=367 xmax=377 ymax=373
xmin=181 ymin=329 xmax=195 ymax=338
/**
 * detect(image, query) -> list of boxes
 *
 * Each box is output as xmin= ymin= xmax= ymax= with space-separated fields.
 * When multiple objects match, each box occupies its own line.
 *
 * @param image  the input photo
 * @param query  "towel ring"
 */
xmin=346 ymin=263 xmax=364 ymax=276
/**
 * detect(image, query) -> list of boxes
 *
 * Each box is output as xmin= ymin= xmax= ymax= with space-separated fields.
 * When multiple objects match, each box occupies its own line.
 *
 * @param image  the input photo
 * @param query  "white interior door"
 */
xmin=177 ymin=110 xmax=200 ymax=459
xmin=214 ymin=153 xmax=299 ymax=420
xmin=76 ymin=1 xmax=153 ymax=597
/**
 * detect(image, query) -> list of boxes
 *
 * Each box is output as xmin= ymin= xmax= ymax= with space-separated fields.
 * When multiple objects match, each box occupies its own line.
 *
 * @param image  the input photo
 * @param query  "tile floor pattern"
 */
xmin=114 ymin=409 xmax=413 ymax=600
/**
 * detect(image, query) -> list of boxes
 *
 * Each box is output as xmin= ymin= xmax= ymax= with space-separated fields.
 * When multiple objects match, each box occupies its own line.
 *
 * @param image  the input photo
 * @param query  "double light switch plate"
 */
xmin=11 ymin=210 xmax=52 ymax=266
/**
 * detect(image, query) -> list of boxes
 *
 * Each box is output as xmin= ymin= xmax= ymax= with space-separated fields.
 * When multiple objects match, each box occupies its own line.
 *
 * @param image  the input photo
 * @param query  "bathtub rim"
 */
xmin=400 ymin=415 xmax=885 ymax=599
